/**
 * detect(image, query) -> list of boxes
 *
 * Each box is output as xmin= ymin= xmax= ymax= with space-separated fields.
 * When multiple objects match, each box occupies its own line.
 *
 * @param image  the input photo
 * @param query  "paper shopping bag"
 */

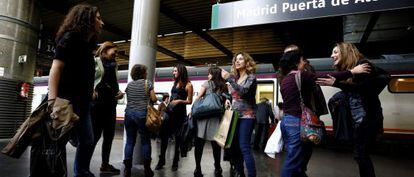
xmin=214 ymin=109 xmax=234 ymax=148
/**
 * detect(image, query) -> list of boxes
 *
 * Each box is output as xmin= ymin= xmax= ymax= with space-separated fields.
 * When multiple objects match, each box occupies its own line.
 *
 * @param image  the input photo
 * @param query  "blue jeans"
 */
xmin=124 ymin=109 xmax=151 ymax=161
xmin=233 ymin=119 xmax=256 ymax=177
xmin=74 ymin=103 xmax=95 ymax=177
xmin=281 ymin=114 xmax=312 ymax=177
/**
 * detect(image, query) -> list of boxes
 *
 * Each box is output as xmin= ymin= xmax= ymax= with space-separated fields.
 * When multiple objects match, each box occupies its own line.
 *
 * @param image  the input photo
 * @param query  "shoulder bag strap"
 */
xmin=208 ymin=81 xmax=215 ymax=94
xmin=294 ymin=72 xmax=305 ymax=108
xmin=144 ymin=80 xmax=151 ymax=106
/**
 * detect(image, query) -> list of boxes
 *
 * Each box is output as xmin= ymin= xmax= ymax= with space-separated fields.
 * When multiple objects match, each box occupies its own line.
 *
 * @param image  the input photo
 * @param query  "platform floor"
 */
xmin=1 ymin=136 xmax=413 ymax=177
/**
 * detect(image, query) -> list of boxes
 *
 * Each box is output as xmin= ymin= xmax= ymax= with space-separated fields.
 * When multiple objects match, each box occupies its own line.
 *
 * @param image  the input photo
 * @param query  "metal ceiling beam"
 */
xmin=157 ymin=45 xmax=195 ymax=65
xmin=38 ymin=0 xmax=188 ymax=63
xmin=360 ymin=12 xmax=381 ymax=44
xmin=101 ymin=24 xmax=191 ymax=64
xmin=160 ymin=5 xmax=233 ymax=59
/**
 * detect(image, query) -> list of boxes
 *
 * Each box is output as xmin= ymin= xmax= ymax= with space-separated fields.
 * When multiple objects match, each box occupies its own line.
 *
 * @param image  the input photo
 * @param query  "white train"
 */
xmin=32 ymin=54 xmax=414 ymax=136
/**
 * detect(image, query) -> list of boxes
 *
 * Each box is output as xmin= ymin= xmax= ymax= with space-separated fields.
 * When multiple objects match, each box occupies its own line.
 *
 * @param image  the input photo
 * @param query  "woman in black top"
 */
xmin=47 ymin=4 xmax=104 ymax=177
xmin=317 ymin=42 xmax=388 ymax=177
xmin=155 ymin=64 xmax=193 ymax=171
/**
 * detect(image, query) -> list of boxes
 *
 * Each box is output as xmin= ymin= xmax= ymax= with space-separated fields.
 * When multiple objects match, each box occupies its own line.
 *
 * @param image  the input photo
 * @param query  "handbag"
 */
xmin=144 ymin=80 xmax=162 ymax=133
xmin=264 ymin=122 xmax=283 ymax=158
xmin=295 ymin=72 xmax=325 ymax=145
xmin=191 ymin=81 xmax=224 ymax=119
xmin=214 ymin=108 xmax=239 ymax=148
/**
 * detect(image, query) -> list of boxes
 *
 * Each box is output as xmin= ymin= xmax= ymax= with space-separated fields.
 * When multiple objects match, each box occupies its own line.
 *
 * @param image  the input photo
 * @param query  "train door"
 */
xmin=256 ymin=80 xmax=276 ymax=108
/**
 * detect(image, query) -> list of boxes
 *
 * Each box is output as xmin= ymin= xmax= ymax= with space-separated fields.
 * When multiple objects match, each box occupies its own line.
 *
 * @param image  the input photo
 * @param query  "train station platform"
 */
xmin=1 ymin=135 xmax=413 ymax=177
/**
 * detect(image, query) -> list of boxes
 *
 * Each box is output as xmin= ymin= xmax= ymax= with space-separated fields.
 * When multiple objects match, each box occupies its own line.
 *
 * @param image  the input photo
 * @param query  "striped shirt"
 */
xmin=125 ymin=79 xmax=153 ymax=112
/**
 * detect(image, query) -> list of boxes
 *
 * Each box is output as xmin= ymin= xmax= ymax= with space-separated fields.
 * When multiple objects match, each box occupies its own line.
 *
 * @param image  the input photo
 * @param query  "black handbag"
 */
xmin=191 ymin=82 xmax=224 ymax=119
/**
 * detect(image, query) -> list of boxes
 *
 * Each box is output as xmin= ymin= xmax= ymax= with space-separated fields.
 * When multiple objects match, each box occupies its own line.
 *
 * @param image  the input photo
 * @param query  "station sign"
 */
xmin=211 ymin=0 xmax=414 ymax=29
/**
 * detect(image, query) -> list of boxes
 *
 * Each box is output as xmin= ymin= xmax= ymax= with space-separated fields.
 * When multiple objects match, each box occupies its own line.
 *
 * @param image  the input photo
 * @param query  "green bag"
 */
xmin=225 ymin=111 xmax=239 ymax=148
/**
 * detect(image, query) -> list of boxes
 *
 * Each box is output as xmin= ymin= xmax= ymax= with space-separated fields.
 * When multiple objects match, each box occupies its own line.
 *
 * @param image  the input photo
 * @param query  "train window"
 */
xmin=388 ymin=76 xmax=414 ymax=93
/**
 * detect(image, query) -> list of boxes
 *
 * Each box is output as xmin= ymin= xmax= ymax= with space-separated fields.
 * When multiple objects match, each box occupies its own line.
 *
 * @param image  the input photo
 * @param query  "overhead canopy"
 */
xmin=35 ymin=0 xmax=414 ymax=75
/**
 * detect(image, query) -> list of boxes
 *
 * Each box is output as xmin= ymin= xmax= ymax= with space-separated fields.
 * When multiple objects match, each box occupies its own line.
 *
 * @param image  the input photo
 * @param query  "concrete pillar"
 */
xmin=128 ymin=0 xmax=160 ymax=82
xmin=126 ymin=0 xmax=160 ymax=166
xmin=0 ymin=0 xmax=40 ymax=138
xmin=0 ymin=0 xmax=39 ymax=81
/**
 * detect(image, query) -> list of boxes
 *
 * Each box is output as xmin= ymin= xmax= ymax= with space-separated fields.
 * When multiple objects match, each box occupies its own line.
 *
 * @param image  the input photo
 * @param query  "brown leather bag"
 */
xmin=144 ymin=80 xmax=162 ymax=133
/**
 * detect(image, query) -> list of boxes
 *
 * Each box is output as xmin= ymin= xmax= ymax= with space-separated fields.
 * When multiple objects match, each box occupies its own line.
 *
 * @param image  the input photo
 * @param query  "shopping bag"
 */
xmin=214 ymin=109 xmax=239 ymax=148
xmin=214 ymin=109 xmax=233 ymax=147
xmin=225 ymin=111 xmax=239 ymax=148
xmin=264 ymin=122 xmax=283 ymax=158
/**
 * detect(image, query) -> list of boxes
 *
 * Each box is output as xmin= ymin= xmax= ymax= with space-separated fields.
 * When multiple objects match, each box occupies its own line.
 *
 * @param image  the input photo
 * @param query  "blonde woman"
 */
xmin=221 ymin=52 xmax=257 ymax=177
xmin=317 ymin=42 xmax=388 ymax=177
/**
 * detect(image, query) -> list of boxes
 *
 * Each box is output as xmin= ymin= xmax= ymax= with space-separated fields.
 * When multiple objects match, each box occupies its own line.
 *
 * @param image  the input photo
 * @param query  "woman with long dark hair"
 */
xmin=317 ymin=42 xmax=388 ymax=177
xmin=47 ymin=3 xmax=104 ymax=177
xmin=193 ymin=66 xmax=228 ymax=177
xmin=155 ymin=64 xmax=193 ymax=171
xmin=221 ymin=52 xmax=257 ymax=177
xmin=278 ymin=49 xmax=369 ymax=177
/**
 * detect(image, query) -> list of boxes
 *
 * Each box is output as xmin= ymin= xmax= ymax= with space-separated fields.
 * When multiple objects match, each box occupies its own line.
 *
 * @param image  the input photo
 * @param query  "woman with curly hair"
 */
xmin=47 ymin=3 xmax=104 ymax=177
xmin=221 ymin=52 xmax=257 ymax=177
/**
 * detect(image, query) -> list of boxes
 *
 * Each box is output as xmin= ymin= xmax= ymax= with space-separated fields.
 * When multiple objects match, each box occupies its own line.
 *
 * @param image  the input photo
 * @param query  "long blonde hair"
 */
xmin=231 ymin=51 xmax=257 ymax=78
xmin=334 ymin=42 xmax=364 ymax=71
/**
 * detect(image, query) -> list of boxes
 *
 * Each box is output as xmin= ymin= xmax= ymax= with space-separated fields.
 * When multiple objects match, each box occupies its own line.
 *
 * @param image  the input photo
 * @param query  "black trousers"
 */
xmin=353 ymin=119 xmax=377 ymax=177
xmin=194 ymin=137 xmax=221 ymax=170
xmin=92 ymin=102 xmax=117 ymax=165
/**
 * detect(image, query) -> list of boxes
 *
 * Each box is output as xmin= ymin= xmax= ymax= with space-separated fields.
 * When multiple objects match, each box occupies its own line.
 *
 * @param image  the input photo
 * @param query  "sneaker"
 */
xmin=100 ymin=164 xmax=120 ymax=174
